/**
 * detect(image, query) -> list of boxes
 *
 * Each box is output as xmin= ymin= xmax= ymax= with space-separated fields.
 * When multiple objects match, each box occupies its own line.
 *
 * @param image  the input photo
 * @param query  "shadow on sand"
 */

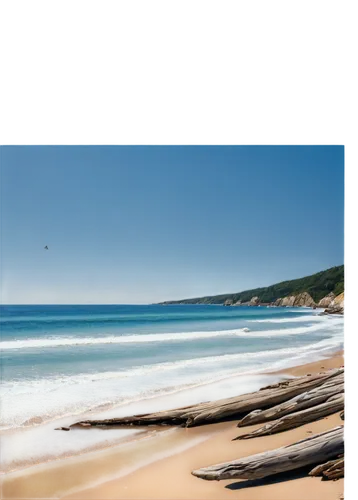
xmin=225 ymin=465 xmax=313 ymax=491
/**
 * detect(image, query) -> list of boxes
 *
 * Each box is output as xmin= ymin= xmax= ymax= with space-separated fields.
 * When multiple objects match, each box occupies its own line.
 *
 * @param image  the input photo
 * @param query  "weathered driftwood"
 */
xmin=192 ymin=426 xmax=344 ymax=481
xmin=71 ymin=368 xmax=343 ymax=429
xmin=235 ymin=394 xmax=344 ymax=439
xmin=339 ymin=408 xmax=348 ymax=422
xmin=238 ymin=372 xmax=344 ymax=427
xmin=310 ymin=457 xmax=344 ymax=480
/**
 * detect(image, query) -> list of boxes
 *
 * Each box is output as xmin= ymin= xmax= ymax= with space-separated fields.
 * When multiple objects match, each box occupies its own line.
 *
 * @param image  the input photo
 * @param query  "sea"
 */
xmin=0 ymin=304 xmax=344 ymax=472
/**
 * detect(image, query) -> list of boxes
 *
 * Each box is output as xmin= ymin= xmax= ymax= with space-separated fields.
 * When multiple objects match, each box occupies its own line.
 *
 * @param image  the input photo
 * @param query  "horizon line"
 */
xmin=0 ymin=303 xmax=220 ymax=307
xmin=0 ymin=303 xmax=155 ymax=306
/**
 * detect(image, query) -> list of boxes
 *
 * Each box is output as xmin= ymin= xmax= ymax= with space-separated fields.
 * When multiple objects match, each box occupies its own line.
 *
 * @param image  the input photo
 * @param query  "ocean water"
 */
xmin=0 ymin=304 xmax=344 ymax=472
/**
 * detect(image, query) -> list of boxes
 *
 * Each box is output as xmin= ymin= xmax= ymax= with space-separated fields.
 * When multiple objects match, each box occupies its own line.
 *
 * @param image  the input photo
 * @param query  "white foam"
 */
xmin=0 ymin=333 xmax=345 ymax=431
xmin=0 ymin=339 xmax=342 ymax=434
xmin=0 ymin=400 xmax=112 ymax=431
xmin=0 ymin=333 xmax=344 ymax=396
xmin=0 ymin=427 xmax=176 ymax=476
xmin=250 ymin=314 xmax=340 ymax=323
xmin=1 ymin=329 xmax=245 ymax=349
xmin=1 ymin=318 xmax=339 ymax=350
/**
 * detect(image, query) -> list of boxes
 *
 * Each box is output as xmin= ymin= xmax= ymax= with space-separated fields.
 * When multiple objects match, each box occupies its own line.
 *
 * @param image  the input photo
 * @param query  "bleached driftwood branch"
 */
xmin=235 ymin=394 xmax=344 ymax=439
xmin=70 ymin=368 xmax=343 ymax=429
xmin=192 ymin=426 xmax=344 ymax=481
xmin=309 ymin=457 xmax=344 ymax=480
xmin=238 ymin=372 xmax=344 ymax=427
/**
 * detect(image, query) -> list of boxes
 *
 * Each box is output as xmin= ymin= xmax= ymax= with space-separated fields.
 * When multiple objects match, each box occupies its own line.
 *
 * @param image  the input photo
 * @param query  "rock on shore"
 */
xmin=322 ymin=292 xmax=344 ymax=315
xmin=318 ymin=292 xmax=336 ymax=308
xmin=223 ymin=290 xmax=344 ymax=314
xmin=223 ymin=299 xmax=234 ymax=306
xmin=274 ymin=292 xmax=316 ymax=308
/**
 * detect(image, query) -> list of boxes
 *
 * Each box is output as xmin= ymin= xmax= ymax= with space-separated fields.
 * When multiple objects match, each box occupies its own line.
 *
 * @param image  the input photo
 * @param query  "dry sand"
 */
xmin=2 ymin=352 xmax=344 ymax=500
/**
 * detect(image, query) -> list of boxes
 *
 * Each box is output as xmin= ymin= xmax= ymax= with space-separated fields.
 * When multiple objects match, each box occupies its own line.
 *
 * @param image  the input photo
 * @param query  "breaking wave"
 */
xmin=1 ymin=320 xmax=339 ymax=350
xmin=2 ymin=334 xmax=343 ymax=397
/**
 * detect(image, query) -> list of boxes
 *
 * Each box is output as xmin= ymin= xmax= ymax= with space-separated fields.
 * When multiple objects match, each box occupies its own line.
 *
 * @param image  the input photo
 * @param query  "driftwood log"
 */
xmin=235 ymin=394 xmax=344 ymax=440
xmin=309 ymin=457 xmax=344 ymax=480
xmin=238 ymin=372 xmax=344 ymax=427
xmin=192 ymin=426 xmax=344 ymax=481
xmin=71 ymin=368 xmax=343 ymax=429
xmin=339 ymin=408 xmax=348 ymax=422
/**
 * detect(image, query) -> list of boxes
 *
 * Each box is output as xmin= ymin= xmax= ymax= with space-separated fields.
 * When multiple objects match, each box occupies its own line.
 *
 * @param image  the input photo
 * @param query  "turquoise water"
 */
xmin=0 ymin=304 xmax=344 ymax=431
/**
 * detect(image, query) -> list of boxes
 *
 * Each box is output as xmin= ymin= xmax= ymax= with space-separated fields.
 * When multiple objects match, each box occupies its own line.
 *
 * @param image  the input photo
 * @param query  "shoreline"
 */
xmin=0 ymin=308 xmax=343 ymax=440
xmin=268 ymin=350 xmax=344 ymax=376
xmin=1 ymin=322 xmax=342 ymax=437
xmin=0 ymin=349 xmax=345 ymax=500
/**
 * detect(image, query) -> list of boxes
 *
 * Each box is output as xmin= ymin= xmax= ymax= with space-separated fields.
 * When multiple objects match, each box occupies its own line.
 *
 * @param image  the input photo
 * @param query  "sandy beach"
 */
xmin=1 ymin=144 xmax=346 ymax=500
xmin=2 ymin=351 xmax=344 ymax=500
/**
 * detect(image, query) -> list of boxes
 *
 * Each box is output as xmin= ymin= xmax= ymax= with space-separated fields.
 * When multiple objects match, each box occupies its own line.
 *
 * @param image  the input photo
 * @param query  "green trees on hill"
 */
xmin=161 ymin=265 xmax=344 ymax=305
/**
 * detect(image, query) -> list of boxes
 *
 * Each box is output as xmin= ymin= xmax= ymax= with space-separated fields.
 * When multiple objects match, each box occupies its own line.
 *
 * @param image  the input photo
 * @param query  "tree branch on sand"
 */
xmin=235 ymin=394 xmax=344 ymax=440
xmin=192 ymin=426 xmax=344 ymax=481
xmin=237 ymin=372 xmax=344 ymax=427
xmin=68 ymin=368 xmax=343 ymax=429
xmin=309 ymin=457 xmax=344 ymax=480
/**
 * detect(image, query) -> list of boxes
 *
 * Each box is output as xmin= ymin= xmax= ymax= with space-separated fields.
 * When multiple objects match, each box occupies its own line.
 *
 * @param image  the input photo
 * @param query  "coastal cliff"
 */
xmin=274 ymin=292 xmax=316 ymax=308
xmin=160 ymin=265 xmax=344 ymax=309
xmin=225 ymin=290 xmax=344 ymax=314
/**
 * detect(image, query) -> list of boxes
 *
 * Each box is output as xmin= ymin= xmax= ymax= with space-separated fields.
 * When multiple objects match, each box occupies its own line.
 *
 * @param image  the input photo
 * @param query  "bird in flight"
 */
xmin=44 ymin=246 xmax=49 ymax=250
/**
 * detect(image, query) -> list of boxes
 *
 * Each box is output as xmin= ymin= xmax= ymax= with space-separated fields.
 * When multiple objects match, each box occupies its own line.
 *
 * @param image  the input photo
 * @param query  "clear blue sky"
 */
xmin=0 ymin=146 xmax=344 ymax=304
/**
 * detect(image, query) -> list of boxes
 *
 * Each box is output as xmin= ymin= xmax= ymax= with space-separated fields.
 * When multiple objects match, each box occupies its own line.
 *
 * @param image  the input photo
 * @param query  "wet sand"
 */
xmin=2 ymin=352 xmax=344 ymax=500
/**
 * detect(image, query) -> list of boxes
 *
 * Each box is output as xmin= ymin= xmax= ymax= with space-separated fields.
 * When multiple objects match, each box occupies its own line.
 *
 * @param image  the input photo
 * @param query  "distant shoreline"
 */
xmin=159 ymin=300 xmax=344 ymax=315
xmin=158 ymin=265 xmax=344 ymax=307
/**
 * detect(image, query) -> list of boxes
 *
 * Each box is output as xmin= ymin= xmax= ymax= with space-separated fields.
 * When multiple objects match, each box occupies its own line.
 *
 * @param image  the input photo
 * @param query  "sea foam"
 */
xmin=3 ymin=339 xmax=341 ymax=392
xmin=0 ymin=335 xmax=343 ymax=431
xmin=1 ymin=316 xmax=339 ymax=350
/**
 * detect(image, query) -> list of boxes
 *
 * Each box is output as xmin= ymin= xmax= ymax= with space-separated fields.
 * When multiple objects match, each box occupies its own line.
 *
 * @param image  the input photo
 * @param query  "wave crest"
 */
xmin=1 ymin=321 xmax=339 ymax=350
xmin=1 ymin=336 xmax=343 ymax=396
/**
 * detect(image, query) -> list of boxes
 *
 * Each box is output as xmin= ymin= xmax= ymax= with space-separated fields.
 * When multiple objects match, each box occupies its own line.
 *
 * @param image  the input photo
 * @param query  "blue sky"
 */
xmin=0 ymin=146 xmax=344 ymax=304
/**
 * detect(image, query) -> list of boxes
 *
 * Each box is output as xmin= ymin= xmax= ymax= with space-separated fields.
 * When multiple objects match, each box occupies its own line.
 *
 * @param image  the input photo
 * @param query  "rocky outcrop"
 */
xmin=332 ymin=292 xmax=344 ymax=307
xmin=280 ymin=296 xmax=296 ymax=307
xmin=318 ymin=292 xmax=336 ymax=308
xmin=293 ymin=292 xmax=316 ymax=307
xmin=322 ymin=292 xmax=344 ymax=315
xmin=275 ymin=292 xmax=316 ymax=308
xmin=322 ymin=304 xmax=344 ymax=315
xmin=224 ymin=290 xmax=340 ymax=310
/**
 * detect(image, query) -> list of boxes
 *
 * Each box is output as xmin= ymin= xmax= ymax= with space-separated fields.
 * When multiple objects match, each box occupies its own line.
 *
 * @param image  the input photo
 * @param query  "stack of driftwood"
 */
xmin=68 ymin=366 xmax=344 ymax=485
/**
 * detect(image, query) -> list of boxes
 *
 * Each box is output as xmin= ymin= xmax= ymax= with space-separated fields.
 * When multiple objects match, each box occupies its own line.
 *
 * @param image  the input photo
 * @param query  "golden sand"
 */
xmin=2 ymin=352 xmax=344 ymax=500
